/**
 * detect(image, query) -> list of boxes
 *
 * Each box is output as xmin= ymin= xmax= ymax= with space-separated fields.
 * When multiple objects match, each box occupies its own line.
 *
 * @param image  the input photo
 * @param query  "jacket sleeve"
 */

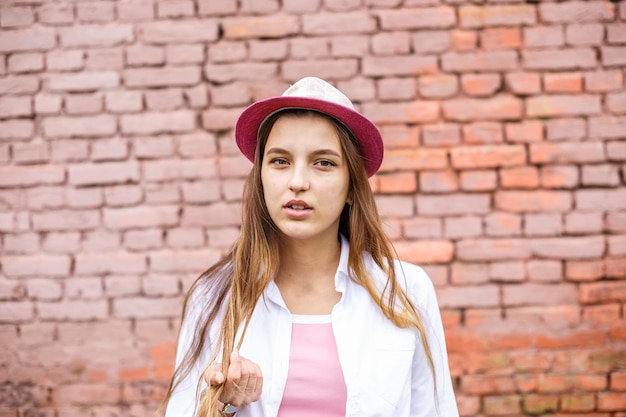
xmin=407 ymin=265 xmax=460 ymax=417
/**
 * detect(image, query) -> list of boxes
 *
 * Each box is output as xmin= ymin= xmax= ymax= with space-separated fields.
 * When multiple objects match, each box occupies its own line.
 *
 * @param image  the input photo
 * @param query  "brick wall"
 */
xmin=0 ymin=0 xmax=625 ymax=416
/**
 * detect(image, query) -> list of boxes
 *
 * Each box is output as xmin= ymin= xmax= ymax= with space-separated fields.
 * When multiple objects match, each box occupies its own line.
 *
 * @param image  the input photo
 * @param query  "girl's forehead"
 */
xmin=266 ymin=115 xmax=343 ymax=150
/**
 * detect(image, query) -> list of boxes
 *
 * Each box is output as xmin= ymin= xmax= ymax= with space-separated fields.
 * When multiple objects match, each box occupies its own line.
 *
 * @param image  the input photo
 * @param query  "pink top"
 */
xmin=277 ymin=315 xmax=347 ymax=417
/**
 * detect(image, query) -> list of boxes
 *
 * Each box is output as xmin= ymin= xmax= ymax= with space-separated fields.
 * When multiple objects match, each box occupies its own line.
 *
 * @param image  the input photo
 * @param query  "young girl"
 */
xmin=160 ymin=77 xmax=459 ymax=417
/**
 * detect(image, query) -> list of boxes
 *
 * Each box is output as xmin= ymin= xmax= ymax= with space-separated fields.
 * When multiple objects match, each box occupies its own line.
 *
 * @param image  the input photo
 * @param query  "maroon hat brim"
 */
xmin=235 ymin=96 xmax=383 ymax=177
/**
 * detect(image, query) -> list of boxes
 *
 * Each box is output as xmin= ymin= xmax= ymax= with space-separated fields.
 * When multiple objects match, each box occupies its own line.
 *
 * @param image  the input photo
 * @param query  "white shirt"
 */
xmin=165 ymin=236 xmax=459 ymax=417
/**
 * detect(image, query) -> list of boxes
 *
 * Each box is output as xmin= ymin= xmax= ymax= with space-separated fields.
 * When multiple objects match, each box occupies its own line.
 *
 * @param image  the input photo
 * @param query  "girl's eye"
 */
xmin=315 ymin=160 xmax=336 ymax=167
xmin=270 ymin=158 xmax=289 ymax=165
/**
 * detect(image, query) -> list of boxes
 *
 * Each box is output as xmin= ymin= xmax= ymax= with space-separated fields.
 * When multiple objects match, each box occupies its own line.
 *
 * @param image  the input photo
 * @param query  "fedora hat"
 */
xmin=234 ymin=77 xmax=383 ymax=177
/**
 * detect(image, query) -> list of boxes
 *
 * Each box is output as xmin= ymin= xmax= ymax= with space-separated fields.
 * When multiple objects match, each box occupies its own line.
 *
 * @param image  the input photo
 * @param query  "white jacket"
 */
xmin=165 ymin=236 xmax=459 ymax=417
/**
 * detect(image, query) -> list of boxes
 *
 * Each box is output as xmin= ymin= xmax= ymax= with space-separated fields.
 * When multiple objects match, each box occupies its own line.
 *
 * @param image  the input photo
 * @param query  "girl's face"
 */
xmin=261 ymin=113 xmax=350 ymax=244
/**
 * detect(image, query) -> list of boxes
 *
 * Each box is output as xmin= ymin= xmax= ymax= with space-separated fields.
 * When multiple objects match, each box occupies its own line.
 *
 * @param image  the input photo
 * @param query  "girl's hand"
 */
xmin=204 ymin=349 xmax=263 ymax=409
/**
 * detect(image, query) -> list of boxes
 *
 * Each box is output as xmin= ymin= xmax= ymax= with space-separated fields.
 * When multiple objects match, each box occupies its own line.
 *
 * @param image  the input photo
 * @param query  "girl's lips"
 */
xmin=284 ymin=200 xmax=312 ymax=218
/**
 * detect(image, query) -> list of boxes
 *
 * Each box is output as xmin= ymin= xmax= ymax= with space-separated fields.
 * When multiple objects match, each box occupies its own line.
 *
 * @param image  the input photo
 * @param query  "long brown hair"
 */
xmin=158 ymin=110 xmax=436 ymax=417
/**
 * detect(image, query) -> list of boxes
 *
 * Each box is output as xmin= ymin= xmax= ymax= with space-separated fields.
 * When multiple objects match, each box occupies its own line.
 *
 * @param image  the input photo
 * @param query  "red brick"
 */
xmin=481 ymin=27 xmax=521 ymax=50
xmin=523 ymin=394 xmax=559 ymax=414
xmin=77 ymin=1 xmax=115 ymax=22
xmin=198 ymin=0 xmax=237 ymax=15
xmin=583 ymin=304 xmax=621 ymax=325
xmin=496 ymin=190 xmax=572 ymax=213
xmin=606 ymin=212 xmax=626 ymax=233
xmin=422 ymin=123 xmax=461 ymax=147
xmin=527 ymin=260 xmax=562 ymax=282
xmin=483 ymin=395 xmax=522 ymax=415
xmin=460 ymin=5 xmax=536 ymax=28
xmin=1 ymin=255 xmax=71 ymax=278
xmin=585 ymin=70 xmax=624 ymax=92
xmin=184 ymin=84 xmax=209 ymax=109
xmin=538 ymin=330 xmax=607 ymax=350
xmin=500 ymin=167 xmax=539 ymax=190
xmin=505 ymin=121 xmax=543 ymax=143
xmin=419 ymin=74 xmax=458 ymax=99
xmin=523 ymin=48 xmax=596 ymax=70
xmin=611 ymin=371 xmax=626 ymax=390
xmin=59 ymin=24 xmax=133 ymax=47
xmin=362 ymin=100 xmax=439 ymax=124
xmin=65 ymin=93 xmax=103 ymax=115
xmin=240 ymin=0 xmax=279 ymax=13
xmin=125 ymin=66 xmax=200 ymax=87
xmin=378 ymin=172 xmax=417 ymax=194
xmin=536 ymin=237 xmax=606 ymax=262
xmin=461 ymin=73 xmax=501 ymax=97
xmin=43 ymin=115 xmax=116 ymax=138
xmin=8 ymin=52 xmax=43 ymax=73
xmin=462 ymin=374 xmax=516 ymax=395
xmin=34 ymin=93 xmax=61 ymax=115
xmin=376 ymin=195 xmax=414 ymax=217
xmin=304 ymin=11 xmax=377 ymax=35
xmin=0 ymin=27 xmax=56 ymax=53
xmin=445 ymin=216 xmax=483 ymax=239
xmin=368 ymin=32 xmax=406 ymax=56
xmin=565 ymin=211 xmax=603 ymax=234
xmin=363 ymin=56 xmax=437 ymax=77
xmin=580 ymin=281 xmax=626 ymax=304
xmin=417 ymin=193 xmax=491 ymax=216
xmin=589 ymin=116 xmax=626 ymax=139
xmin=566 ymin=23 xmax=604 ymax=46
xmin=411 ymin=30 xmax=450 ymax=54
xmin=220 ymin=15 xmax=299 ymax=40
xmin=166 ymin=44 xmax=204 ymax=65
xmin=139 ymin=19 xmax=219 ymax=43
xmin=546 ymin=118 xmax=586 ymax=141
xmin=67 ymin=161 xmax=139 ymax=186
xmin=419 ymin=170 xmax=459 ymax=193
xmin=0 ymin=301 xmax=34 ymax=322
xmin=104 ymin=185 xmax=143 ymax=207
xmin=451 ymin=30 xmax=477 ymax=51
xmin=121 ymin=110 xmax=195 ymax=135
xmin=150 ymin=248 xmax=222 ymax=273
xmin=527 ymin=94 xmax=601 ymax=117
xmin=598 ymin=392 xmax=626 ymax=411
xmin=330 ymin=36 xmax=369 ymax=58
xmin=133 ymin=136 xmax=175 ymax=158
xmin=451 ymin=145 xmax=526 ymax=169
xmin=0 ymin=75 xmax=38 ymax=95
xmin=0 ymin=96 xmax=32 ymax=118
xmin=602 ymin=46 xmax=626 ymax=67
xmin=460 ymin=170 xmax=498 ymax=191
xmin=75 ymin=252 xmax=147 ymax=275
xmin=524 ymin=213 xmax=563 ymax=236
xmin=157 ymin=0 xmax=195 ymax=18
xmin=13 ymin=141 xmax=49 ymax=165
xmin=451 ymin=262 xmax=489 ymax=285
xmin=105 ymin=90 xmax=142 ymax=113
xmin=463 ymin=122 xmax=503 ymax=144
xmin=47 ymin=71 xmax=119 ymax=92
xmin=539 ymin=1 xmax=615 ymax=23
xmin=46 ymin=49 xmax=84 ymax=71
xmin=536 ymin=165 xmax=579 ymax=189
xmin=377 ymin=78 xmax=416 ymax=101
xmin=91 ymin=137 xmax=128 ymax=161
xmin=283 ymin=59 xmax=358 ymax=82
xmin=607 ymin=91 xmax=626 ymax=114
xmin=201 ymin=107 xmax=243 ymax=130
xmin=607 ymin=23 xmax=626 ymax=43
xmin=608 ymin=236 xmax=626 ymax=256
xmin=337 ymin=77 xmax=376 ymax=101
xmin=0 ymin=165 xmax=64 ymax=187
xmin=444 ymin=95 xmax=522 ymax=121
xmin=393 ymin=240 xmax=454 ymax=264
xmin=530 ymin=142 xmax=605 ymax=164
xmin=437 ymin=284 xmax=500 ymax=308
xmin=544 ymin=72 xmax=583 ymax=93
xmin=125 ymin=44 xmax=165 ymax=66
xmin=505 ymin=72 xmax=541 ymax=96
xmin=38 ymin=3 xmax=74 ymax=24
xmin=143 ymin=158 xmax=217 ymax=181
xmin=291 ymin=37 xmax=331 ymax=59
xmin=113 ymin=296 xmax=182 ymax=319
xmin=377 ymin=7 xmax=456 ymax=30
xmin=577 ymin=188 xmax=626 ymax=211
xmin=442 ymin=51 xmax=517 ymax=72
xmin=145 ymin=89 xmax=184 ymax=110
xmin=524 ymin=26 xmax=564 ymax=48
xmin=582 ymin=164 xmax=621 ymax=187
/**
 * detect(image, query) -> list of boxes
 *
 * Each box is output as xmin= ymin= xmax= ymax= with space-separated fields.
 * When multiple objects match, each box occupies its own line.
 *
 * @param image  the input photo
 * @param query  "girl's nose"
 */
xmin=288 ymin=165 xmax=310 ymax=192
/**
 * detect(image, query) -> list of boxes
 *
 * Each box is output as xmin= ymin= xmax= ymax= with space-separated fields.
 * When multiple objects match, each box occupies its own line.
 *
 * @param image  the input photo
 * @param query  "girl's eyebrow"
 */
xmin=265 ymin=147 xmax=342 ymax=158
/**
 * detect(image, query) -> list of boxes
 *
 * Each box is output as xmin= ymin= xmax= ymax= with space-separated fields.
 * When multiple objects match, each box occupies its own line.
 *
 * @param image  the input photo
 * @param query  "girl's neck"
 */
xmin=276 ymin=235 xmax=341 ymax=286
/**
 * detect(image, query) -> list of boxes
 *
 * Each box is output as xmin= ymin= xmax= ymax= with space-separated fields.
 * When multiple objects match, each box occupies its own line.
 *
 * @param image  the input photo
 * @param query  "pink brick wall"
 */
xmin=1 ymin=0 xmax=625 ymax=416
